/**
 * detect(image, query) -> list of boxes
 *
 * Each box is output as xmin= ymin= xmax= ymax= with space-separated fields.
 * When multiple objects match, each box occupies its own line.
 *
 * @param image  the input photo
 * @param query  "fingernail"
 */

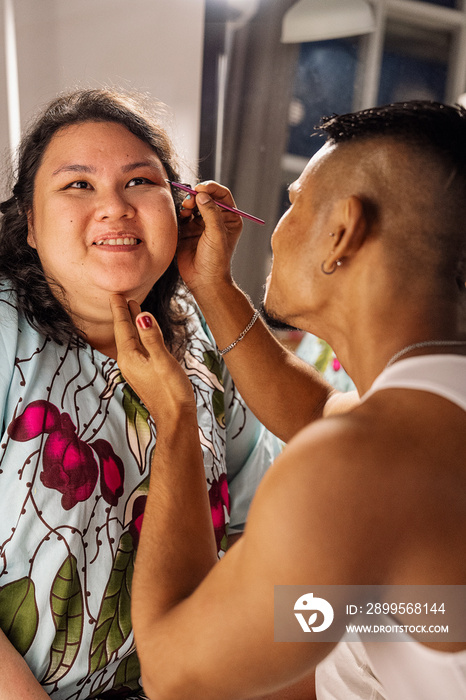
xmin=137 ymin=315 xmax=153 ymax=329
xmin=196 ymin=192 xmax=211 ymax=205
xmin=184 ymin=194 xmax=192 ymax=200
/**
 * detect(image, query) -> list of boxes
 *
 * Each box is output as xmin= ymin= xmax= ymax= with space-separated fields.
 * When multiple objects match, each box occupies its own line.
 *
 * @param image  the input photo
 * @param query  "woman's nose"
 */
xmin=94 ymin=190 xmax=135 ymax=221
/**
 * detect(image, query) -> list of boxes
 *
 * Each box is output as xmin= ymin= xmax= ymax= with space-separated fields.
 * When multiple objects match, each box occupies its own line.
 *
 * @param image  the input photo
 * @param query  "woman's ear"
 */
xmin=326 ymin=195 xmax=369 ymax=266
xmin=26 ymin=210 xmax=37 ymax=249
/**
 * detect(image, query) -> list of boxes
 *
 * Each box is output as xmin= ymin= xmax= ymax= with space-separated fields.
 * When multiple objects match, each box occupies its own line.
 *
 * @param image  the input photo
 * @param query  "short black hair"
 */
xmin=317 ymin=101 xmax=466 ymax=288
xmin=318 ymin=100 xmax=466 ymax=178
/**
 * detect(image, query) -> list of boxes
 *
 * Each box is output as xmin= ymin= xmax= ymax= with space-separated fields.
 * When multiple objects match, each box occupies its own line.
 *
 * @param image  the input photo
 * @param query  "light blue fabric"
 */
xmin=200 ymin=314 xmax=281 ymax=533
xmin=224 ymin=368 xmax=281 ymax=531
xmin=296 ymin=333 xmax=355 ymax=392
xmin=0 ymin=282 xmax=278 ymax=699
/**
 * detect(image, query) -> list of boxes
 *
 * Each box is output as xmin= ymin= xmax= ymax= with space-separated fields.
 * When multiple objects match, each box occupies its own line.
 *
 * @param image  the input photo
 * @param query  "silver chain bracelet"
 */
xmin=218 ymin=309 xmax=260 ymax=356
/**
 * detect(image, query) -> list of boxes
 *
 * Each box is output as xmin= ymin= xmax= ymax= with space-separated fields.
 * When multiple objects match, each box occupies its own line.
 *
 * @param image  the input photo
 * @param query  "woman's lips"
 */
xmin=93 ymin=237 xmax=140 ymax=246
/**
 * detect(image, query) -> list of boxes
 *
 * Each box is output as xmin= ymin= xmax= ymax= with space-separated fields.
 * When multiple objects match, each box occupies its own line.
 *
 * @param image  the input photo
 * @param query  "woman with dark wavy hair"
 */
xmin=0 ymin=88 xmax=279 ymax=699
xmin=0 ymin=88 xmax=187 ymax=352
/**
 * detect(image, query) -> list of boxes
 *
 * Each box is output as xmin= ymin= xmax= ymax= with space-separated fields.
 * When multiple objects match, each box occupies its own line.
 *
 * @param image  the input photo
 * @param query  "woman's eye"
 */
xmin=67 ymin=181 xmax=90 ymax=190
xmin=127 ymin=177 xmax=154 ymax=187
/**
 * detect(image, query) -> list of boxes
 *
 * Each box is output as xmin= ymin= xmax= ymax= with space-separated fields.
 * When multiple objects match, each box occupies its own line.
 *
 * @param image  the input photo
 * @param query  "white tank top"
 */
xmin=316 ymin=355 xmax=466 ymax=700
xmin=362 ymin=354 xmax=466 ymax=410
xmin=364 ymin=624 xmax=466 ymax=700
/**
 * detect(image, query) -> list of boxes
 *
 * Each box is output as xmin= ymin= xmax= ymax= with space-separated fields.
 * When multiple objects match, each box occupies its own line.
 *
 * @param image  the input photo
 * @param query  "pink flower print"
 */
xmin=92 ymin=439 xmax=125 ymax=506
xmin=128 ymin=495 xmax=147 ymax=547
xmin=9 ymin=400 xmax=126 ymax=511
xmin=7 ymin=399 xmax=60 ymax=441
xmin=332 ymin=357 xmax=341 ymax=372
xmin=209 ymin=473 xmax=230 ymax=551
xmin=40 ymin=413 xmax=99 ymax=510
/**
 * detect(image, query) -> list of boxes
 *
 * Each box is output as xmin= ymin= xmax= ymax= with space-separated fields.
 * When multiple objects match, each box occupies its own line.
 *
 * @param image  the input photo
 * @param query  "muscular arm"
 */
xmin=193 ymin=277 xmax=356 ymax=441
xmin=176 ymin=184 xmax=357 ymax=442
xmin=0 ymin=628 xmax=50 ymax=699
xmin=111 ymin=297 xmax=364 ymax=700
xmin=131 ymin=413 xmax=362 ymax=700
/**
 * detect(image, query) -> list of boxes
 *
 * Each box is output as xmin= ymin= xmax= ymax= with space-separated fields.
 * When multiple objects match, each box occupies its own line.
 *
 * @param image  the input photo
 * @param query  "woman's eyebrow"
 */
xmin=121 ymin=161 xmax=164 ymax=174
xmin=52 ymin=164 xmax=95 ymax=176
xmin=51 ymin=161 xmax=164 ymax=176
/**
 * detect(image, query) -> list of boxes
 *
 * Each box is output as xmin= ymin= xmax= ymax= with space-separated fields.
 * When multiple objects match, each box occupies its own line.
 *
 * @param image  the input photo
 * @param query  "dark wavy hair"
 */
xmin=0 ymin=88 xmax=189 ymax=356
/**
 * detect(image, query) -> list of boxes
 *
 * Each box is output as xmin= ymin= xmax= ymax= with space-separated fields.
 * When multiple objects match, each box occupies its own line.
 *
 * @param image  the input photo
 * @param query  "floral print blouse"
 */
xmin=0 ymin=282 xmax=279 ymax=699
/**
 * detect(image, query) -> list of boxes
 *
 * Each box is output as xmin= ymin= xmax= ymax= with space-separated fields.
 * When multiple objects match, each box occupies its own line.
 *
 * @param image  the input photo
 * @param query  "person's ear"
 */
xmin=325 ymin=195 xmax=369 ymax=268
xmin=26 ymin=210 xmax=37 ymax=249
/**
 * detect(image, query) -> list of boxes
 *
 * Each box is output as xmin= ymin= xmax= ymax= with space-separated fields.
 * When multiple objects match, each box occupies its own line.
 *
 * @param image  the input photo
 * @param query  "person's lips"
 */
xmin=92 ymin=232 xmax=142 ymax=247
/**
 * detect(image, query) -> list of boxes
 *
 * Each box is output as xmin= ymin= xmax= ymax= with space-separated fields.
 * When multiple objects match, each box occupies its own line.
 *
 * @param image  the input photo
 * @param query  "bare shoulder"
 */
xmin=241 ymin=389 xmax=466 ymax=585
xmin=240 ymin=408 xmax=390 ymax=583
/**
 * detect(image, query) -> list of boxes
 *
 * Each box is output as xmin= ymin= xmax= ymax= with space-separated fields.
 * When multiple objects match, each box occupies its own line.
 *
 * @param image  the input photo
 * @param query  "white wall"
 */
xmin=2 ymin=0 xmax=205 ymax=180
xmin=0 ymin=6 xmax=9 ymax=178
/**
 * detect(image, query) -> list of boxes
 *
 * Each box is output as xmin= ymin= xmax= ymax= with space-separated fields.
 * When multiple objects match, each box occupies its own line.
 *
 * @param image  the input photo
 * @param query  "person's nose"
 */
xmin=94 ymin=188 xmax=135 ymax=221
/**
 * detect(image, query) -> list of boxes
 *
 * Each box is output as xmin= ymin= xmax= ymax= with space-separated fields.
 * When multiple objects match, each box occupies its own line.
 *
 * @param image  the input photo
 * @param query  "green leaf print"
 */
xmin=89 ymin=532 xmax=135 ymax=674
xmin=203 ymin=352 xmax=225 ymax=427
xmin=314 ymin=340 xmax=333 ymax=373
xmin=0 ymin=577 xmax=38 ymax=654
xmin=220 ymin=532 xmax=228 ymax=554
xmin=212 ymin=389 xmax=225 ymax=428
xmin=203 ymin=350 xmax=224 ymax=383
xmin=87 ymin=651 xmax=142 ymax=699
xmin=122 ymin=385 xmax=152 ymax=475
xmin=42 ymin=555 xmax=84 ymax=685
xmin=113 ymin=650 xmax=142 ymax=692
xmin=89 ymin=653 xmax=142 ymax=699
xmin=124 ymin=475 xmax=150 ymax=528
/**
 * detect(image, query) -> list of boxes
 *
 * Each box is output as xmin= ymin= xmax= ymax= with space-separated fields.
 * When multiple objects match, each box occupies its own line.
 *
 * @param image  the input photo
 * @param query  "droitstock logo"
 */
xmin=294 ymin=593 xmax=334 ymax=633
xmin=275 ymin=585 xmax=466 ymax=643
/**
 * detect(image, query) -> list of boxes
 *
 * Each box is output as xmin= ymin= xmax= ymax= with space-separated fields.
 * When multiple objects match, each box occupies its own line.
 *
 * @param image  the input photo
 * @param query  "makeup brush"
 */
xmin=166 ymin=180 xmax=265 ymax=225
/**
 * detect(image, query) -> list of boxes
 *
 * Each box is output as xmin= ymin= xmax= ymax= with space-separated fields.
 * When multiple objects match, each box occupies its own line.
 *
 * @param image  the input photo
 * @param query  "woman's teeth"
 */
xmin=94 ymin=237 xmax=139 ymax=246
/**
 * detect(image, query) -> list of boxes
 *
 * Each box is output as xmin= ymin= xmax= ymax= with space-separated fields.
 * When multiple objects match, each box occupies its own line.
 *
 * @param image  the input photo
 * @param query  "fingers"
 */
xmin=111 ymin=296 xmax=197 ymax=418
xmin=179 ymin=181 xmax=238 ymax=226
xmin=135 ymin=311 xmax=166 ymax=358
xmin=196 ymin=181 xmax=237 ymax=209
xmin=178 ymin=180 xmax=243 ymax=245
xmin=179 ymin=194 xmax=198 ymax=226
xmin=128 ymin=298 xmax=141 ymax=323
xmin=179 ymin=192 xmax=197 ymax=214
xmin=179 ymin=182 xmax=236 ymax=210
xmin=110 ymin=294 xmax=141 ymax=354
xmin=110 ymin=294 xmax=167 ymax=361
xmin=194 ymin=184 xmax=243 ymax=237
xmin=193 ymin=190 xmax=230 ymax=232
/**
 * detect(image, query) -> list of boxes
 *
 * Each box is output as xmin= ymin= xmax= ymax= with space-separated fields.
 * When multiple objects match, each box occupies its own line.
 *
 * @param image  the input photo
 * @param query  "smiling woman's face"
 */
xmin=27 ymin=120 xmax=178 ymax=314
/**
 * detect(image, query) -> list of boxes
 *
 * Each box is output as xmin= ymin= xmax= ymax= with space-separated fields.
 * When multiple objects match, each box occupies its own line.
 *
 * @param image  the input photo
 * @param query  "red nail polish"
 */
xmin=137 ymin=315 xmax=152 ymax=329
